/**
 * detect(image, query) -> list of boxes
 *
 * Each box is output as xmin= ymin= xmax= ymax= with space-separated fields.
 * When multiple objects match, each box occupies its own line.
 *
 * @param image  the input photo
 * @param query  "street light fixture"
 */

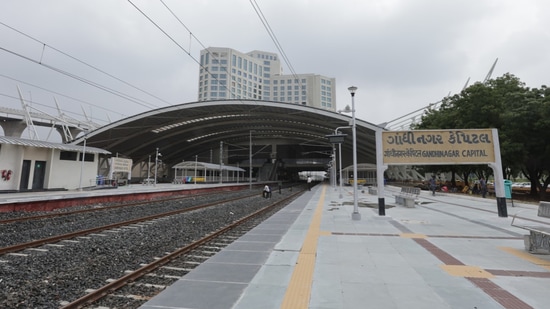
xmin=348 ymin=86 xmax=361 ymax=220
xmin=249 ymin=130 xmax=255 ymax=190
xmin=78 ymin=136 xmax=87 ymax=191
xmin=147 ymin=155 xmax=151 ymax=184
xmin=326 ymin=128 xmax=349 ymax=199
xmin=154 ymin=148 xmax=162 ymax=186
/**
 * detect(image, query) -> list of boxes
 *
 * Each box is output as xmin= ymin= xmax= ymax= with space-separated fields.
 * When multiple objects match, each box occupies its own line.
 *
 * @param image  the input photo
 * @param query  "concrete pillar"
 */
xmin=0 ymin=120 xmax=27 ymax=138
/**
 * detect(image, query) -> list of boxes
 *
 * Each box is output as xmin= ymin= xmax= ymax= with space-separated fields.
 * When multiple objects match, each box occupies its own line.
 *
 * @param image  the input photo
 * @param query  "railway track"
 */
xmin=0 ymin=192 xmax=256 ymax=249
xmin=60 ymin=190 xmax=303 ymax=308
xmin=0 ymin=189 xmax=246 ymax=225
xmin=0 ymin=185 xmax=305 ymax=308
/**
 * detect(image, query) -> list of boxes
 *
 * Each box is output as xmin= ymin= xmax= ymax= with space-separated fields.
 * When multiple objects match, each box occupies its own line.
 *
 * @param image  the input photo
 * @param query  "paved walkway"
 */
xmin=140 ymin=183 xmax=550 ymax=309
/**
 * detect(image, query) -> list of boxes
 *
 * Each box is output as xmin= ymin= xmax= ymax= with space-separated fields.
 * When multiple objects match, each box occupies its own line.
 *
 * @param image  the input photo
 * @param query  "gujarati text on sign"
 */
xmin=382 ymin=129 xmax=495 ymax=165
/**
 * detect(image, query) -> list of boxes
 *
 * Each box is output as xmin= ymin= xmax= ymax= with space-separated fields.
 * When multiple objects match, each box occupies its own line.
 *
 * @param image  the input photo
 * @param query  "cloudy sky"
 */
xmin=1 ymin=0 xmax=548 ymax=140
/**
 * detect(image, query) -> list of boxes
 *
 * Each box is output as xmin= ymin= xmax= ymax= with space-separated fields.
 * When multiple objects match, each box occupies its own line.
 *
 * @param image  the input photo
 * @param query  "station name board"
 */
xmin=382 ymin=129 xmax=495 ymax=165
xmin=110 ymin=157 xmax=133 ymax=173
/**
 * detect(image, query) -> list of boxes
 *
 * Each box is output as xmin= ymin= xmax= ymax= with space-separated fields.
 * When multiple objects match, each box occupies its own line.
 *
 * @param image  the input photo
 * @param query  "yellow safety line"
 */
xmin=280 ymin=185 xmax=326 ymax=309
xmin=499 ymin=246 xmax=550 ymax=271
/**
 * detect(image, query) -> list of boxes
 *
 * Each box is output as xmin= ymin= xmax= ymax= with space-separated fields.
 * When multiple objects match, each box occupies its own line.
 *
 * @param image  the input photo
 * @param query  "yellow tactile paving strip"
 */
xmin=499 ymin=246 xmax=550 ymax=271
xmin=279 ymin=186 xmax=326 ymax=309
xmin=440 ymin=265 xmax=495 ymax=278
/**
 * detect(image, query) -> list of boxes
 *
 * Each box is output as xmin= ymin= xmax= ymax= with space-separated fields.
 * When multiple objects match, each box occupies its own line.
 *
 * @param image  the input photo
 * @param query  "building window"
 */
xmin=60 ymin=151 xmax=78 ymax=161
xmin=79 ymin=153 xmax=94 ymax=162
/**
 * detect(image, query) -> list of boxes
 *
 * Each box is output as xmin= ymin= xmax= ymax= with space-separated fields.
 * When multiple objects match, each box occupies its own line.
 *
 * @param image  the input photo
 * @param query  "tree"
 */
xmin=413 ymin=74 xmax=550 ymax=199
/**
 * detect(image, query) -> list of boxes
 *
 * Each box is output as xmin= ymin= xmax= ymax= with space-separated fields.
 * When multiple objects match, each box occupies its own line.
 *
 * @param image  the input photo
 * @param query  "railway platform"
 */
xmin=0 ymin=182 xmax=254 ymax=212
xmin=139 ymin=183 xmax=550 ymax=309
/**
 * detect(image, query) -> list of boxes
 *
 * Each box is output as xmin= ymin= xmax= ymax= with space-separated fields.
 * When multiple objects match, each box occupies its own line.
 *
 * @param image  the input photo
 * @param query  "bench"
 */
xmin=368 ymin=186 xmax=377 ymax=195
xmin=511 ymin=201 xmax=550 ymax=253
xmin=142 ymin=178 xmax=155 ymax=185
xmin=394 ymin=187 xmax=421 ymax=208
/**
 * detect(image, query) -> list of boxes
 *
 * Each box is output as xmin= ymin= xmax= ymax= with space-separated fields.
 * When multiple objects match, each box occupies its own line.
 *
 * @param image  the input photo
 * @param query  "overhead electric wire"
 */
xmin=0 ymin=73 xmax=125 ymax=121
xmin=159 ymin=0 xmax=208 ymax=54
xmin=0 ymin=46 xmax=161 ymax=111
xmin=249 ymin=0 xmax=301 ymax=83
xmin=0 ymin=21 xmax=171 ymax=108
xmin=131 ymin=0 xmax=241 ymax=102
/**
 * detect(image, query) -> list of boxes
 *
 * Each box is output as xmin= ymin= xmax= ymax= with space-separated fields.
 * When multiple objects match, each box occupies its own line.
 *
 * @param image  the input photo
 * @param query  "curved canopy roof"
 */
xmin=172 ymin=161 xmax=245 ymax=172
xmin=70 ymin=100 xmax=383 ymax=169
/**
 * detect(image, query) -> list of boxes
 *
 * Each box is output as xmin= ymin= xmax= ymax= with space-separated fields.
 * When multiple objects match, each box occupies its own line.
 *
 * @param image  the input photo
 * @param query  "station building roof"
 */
xmin=69 ymin=100 xmax=383 ymax=169
xmin=0 ymin=136 xmax=110 ymax=154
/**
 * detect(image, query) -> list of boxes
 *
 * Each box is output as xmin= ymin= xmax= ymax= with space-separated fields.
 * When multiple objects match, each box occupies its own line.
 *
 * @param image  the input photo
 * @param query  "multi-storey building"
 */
xmin=198 ymin=47 xmax=336 ymax=111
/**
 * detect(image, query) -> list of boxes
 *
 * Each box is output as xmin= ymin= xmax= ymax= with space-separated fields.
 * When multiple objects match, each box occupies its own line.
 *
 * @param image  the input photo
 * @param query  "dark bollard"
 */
xmin=378 ymin=198 xmax=385 ymax=216
xmin=496 ymin=197 xmax=508 ymax=217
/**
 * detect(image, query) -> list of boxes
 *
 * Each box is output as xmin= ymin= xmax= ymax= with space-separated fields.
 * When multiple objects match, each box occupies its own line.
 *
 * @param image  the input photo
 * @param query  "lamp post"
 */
xmin=335 ymin=126 xmax=350 ymax=198
xmin=338 ymin=140 xmax=343 ymax=198
xmin=326 ymin=128 xmax=348 ymax=199
xmin=78 ymin=136 xmax=87 ymax=191
xmin=154 ymin=148 xmax=161 ymax=186
xmin=147 ymin=155 xmax=151 ymax=184
xmin=348 ymin=86 xmax=361 ymax=220
xmin=194 ymin=155 xmax=198 ymax=185
xmin=332 ymin=147 xmax=336 ymax=189
xmin=249 ymin=130 xmax=254 ymax=190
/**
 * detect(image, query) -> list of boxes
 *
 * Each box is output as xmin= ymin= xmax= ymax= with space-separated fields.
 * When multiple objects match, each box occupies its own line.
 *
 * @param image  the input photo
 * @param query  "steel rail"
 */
xmin=0 ymin=193 xmax=258 ymax=255
xmin=60 ymin=189 xmax=305 ymax=309
xmin=0 ymin=190 xmax=233 ymax=225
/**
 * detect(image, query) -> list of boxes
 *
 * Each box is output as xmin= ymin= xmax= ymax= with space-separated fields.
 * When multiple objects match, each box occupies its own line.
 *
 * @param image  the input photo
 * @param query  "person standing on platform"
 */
xmin=429 ymin=176 xmax=437 ymax=196
xmin=307 ymin=176 xmax=312 ymax=191
xmin=480 ymin=177 xmax=487 ymax=198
